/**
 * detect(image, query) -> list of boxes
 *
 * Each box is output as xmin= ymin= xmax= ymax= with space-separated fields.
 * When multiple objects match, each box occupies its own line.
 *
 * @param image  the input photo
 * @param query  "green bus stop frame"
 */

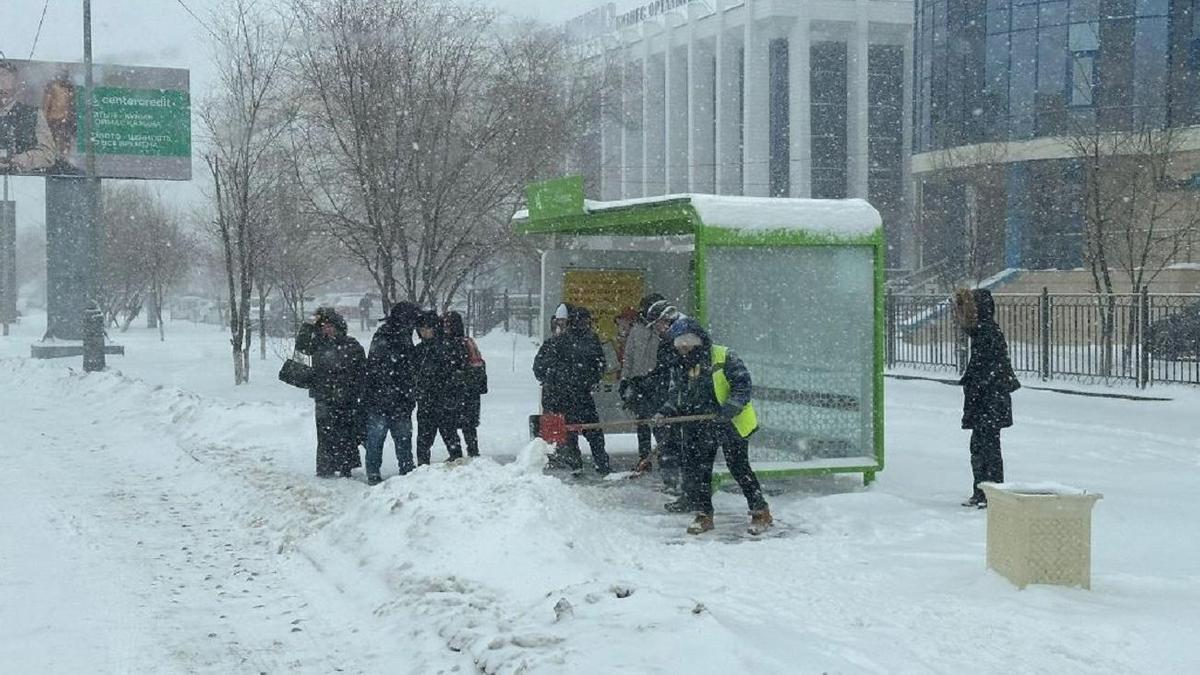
xmin=516 ymin=176 xmax=885 ymax=488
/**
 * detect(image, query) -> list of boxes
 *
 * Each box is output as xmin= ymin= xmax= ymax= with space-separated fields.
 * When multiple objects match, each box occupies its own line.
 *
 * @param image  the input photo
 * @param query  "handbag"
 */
xmin=278 ymin=351 xmax=313 ymax=389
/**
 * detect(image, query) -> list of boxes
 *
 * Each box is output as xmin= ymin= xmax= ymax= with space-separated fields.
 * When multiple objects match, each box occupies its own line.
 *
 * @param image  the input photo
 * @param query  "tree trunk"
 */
xmin=258 ymin=285 xmax=268 ymax=360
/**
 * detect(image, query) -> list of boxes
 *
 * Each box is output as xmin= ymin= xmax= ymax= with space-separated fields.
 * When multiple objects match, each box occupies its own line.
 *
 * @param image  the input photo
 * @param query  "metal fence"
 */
xmin=465 ymin=288 xmax=539 ymax=337
xmin=888 ymin=290 xmax=1200 ymax=387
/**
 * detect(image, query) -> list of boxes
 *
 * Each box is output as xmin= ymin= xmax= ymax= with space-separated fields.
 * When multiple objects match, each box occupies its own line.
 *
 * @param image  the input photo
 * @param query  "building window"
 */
xmin=1068 ymin=21 xmax=1099 ymax=107
xmin=810 ymin=41 xmax=847 ymax=199
xmin=1070 ymin=53 xmax=1096 ymax=106
xmin=768 ymin=39 xmax=790 ymax=198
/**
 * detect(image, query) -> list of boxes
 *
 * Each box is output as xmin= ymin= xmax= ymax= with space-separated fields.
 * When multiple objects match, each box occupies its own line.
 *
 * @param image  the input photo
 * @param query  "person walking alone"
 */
xmin=443 ymin=311 xmax=487 ymax=458
xmin=955 ymin=288 xmax=1020 ymax=508
xmin=362 ymin=301 xmax=421 ymax=485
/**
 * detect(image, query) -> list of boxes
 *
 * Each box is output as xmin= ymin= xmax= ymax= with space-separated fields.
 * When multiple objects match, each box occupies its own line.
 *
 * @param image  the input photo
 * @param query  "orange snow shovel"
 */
xmin=534 ymin=413 xmax=716 ymax=445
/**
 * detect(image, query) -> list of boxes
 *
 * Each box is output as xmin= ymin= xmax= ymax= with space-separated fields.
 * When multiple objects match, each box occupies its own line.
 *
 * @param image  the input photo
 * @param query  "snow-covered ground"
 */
xmin=2 ymin=313 xmax=1199 ymax=674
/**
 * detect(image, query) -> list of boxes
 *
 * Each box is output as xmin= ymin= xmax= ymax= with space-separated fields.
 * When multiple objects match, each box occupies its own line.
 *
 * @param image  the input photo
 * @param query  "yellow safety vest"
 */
xmin=711 ymin=345 xmax=758 ymax=438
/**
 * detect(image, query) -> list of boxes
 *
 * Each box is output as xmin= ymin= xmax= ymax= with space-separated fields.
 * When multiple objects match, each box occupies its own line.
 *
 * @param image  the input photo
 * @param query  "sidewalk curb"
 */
xmin=885 ymin=373 xmax=1173 ymax=402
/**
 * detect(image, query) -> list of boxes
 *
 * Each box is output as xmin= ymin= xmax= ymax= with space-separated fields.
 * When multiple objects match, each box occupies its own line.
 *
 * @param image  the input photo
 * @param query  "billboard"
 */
xmin=0 ymin=58 xmax=190 ymax=180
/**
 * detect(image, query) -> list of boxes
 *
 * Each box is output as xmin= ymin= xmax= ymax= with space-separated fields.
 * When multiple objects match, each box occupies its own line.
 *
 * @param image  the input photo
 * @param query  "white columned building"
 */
xmin=575 ymin=0 xmax=915 ymax=266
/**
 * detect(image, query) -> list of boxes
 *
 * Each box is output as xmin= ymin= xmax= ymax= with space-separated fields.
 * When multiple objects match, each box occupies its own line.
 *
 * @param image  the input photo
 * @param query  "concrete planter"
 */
xmin=980 ymin=482 xmax=1103 ymax=590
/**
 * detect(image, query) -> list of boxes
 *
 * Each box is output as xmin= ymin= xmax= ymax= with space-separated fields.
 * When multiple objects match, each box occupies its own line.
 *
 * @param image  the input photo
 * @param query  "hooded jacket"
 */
xmin=362 ymin=302 xmax=421 ymax=414
xmin=308 ymin=310 xmax=366 ymax=407
xmin=960 ymin=289 xmax=1019 ymax=429
xmin=660 ymin=319 xmax=753 ymax=421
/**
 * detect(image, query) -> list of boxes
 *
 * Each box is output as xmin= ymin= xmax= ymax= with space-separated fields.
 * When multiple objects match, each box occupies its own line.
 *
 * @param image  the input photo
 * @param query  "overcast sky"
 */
xmin=0 ymin=0 xmax=609 ymax=232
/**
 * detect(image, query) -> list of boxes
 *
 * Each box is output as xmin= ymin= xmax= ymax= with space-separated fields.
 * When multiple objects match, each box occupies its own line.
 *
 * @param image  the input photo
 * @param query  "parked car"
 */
xmin=1146 ymin=302 xmax=1200 ymax=360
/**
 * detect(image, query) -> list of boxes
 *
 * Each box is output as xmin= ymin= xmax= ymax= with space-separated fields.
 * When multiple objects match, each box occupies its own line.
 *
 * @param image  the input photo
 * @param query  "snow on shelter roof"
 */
xmin=513 ymin=192 xmax=882 ymax=240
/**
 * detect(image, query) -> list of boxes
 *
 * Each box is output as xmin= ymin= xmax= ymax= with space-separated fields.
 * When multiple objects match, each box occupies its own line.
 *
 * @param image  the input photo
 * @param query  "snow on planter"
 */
xmin=979 ymin=482 xmax=1103 ymax=590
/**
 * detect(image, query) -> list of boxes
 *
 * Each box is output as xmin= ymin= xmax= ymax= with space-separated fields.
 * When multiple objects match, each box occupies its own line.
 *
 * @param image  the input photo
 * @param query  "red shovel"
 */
xmin=535 ymin=413 xmax=716 ymax=445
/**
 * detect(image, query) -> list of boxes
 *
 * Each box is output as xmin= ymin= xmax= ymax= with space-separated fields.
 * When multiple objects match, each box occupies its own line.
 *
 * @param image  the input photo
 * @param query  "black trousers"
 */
xmin=969 ymin=427 xmax=1004 ymax=500
xmin=416 ymin=402 xmax=462 ymax=464
xmin=629 ymin=377 xmax=669 ymax=460
xmin=552 ymin=397 xmax=610 ymax=472
xmin=315 ymin=401 xmax=361 ymax=476
xmin=681 ymin=420 xmax=767 ymax=515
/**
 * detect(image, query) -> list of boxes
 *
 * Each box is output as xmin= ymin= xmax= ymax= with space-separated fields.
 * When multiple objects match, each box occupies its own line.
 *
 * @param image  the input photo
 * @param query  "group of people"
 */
xmin=295 ymin=302 xmax=486 ymax=486
xmin=533 ymin=295 xmax=774 ymax=536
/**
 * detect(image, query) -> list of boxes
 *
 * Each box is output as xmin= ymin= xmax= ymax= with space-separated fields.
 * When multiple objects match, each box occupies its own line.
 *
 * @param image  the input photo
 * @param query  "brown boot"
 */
xmin=686 ymin=513 xmax=714 ymax=535
xmin=748 ymin=509 xmax=773 ymax=535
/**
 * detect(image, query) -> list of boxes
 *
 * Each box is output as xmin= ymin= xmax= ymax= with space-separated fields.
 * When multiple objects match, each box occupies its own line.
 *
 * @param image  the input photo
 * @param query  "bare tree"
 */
xmin=201 ymin=0 xmax=294 ymax=384
xmin=1067 ymin=123 xmax=1200 ymax=375
xmin=291 ymin=0 xmax=613 ymax=311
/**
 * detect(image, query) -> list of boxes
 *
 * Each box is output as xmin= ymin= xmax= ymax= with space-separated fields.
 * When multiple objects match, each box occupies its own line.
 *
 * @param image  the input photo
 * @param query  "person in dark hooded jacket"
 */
xmin=443 ymin=311 xmax=486 ymax=458
xmin=532 ymin=303 xmax=611 ymax=474
xmin=658 ymin=318 xmax=771 ymax=535
xmin=414 ymin=310 xmax=467 ymax=464
xmin=362 ymin=301 xmax=421 ymax=484
xmin=955 ymin=288 xmax=1020 ymax=508
xmin=307 ymin=307 xmax=366 ymax=478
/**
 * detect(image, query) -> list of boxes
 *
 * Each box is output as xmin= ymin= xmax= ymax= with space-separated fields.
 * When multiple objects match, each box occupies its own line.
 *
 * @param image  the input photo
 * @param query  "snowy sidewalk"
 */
xmin=2 ymin=316 xmax=1199 ymax=673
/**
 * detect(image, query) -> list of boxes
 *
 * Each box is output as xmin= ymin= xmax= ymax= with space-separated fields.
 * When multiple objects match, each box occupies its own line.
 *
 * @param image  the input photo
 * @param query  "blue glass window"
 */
xmin=1070 ymin=54 xmax=1095 ymax=106
xmin=1069 ymin=0 xmax=1099 ymax=23
xmin=1069 ymin=21 xmax=1100 ymax=51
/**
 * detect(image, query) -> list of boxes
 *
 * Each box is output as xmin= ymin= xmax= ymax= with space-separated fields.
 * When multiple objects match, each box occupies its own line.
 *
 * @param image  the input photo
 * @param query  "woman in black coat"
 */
xmin=442 ymin=311 xmax=486 ymax=457
xmin=955 ymin=288 xmax=1020 ymax=507
xmin=307 ymin=307 xmax=366 ymax=478
xmin=414 ymin=310 xmax=467 ymax=464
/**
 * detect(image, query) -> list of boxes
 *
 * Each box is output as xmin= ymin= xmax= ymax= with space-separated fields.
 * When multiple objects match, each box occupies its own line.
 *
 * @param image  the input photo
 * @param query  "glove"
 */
xmin=718 ymin=402 xmax=743 ymax=422
xmin=618 ymin=379 xmax=630 ymax=400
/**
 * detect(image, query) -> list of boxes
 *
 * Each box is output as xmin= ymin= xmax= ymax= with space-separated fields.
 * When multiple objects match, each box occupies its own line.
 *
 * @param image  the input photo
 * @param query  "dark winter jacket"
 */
xmin=414 ymin=327 xmax=469 ymax=413
xmin=659 ymin=320 xmax=752 ymax=420
xmin=362 ymin=310 xmax=419 ymax=415
xmin=309 ymin=332 xmax=367 ymax=408
xmin=960 ymin=289 xmax=1019 ymax=430
xmin=442 ymin=311 xmax=485 ymax=427
xmin=533 ymin=306 xmax=605 ymax=414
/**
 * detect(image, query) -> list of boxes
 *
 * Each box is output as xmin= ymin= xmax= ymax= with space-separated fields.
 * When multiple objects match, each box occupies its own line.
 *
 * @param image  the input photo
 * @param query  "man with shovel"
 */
xmin=657 ymin=318 xmax=772 ymax=536
xmin=533 ymin=303 xmax=612 ymax=475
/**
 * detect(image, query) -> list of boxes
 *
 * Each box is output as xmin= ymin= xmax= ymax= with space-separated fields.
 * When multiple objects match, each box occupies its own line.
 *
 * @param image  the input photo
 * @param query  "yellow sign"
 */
xmin=563 ymin=269 xmax=645 ymax=380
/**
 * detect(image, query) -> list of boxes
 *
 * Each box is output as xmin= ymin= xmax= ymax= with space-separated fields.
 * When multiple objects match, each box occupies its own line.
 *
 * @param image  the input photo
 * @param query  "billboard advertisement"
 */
xmin=0 ymin=58 xmax=190 ymax=180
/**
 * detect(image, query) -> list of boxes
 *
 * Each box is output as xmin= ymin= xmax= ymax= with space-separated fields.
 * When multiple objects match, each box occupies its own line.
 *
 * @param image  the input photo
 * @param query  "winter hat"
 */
xmin=667 ymin=316 xmax=706 ymax=343
xmin=554 ymin=303 xmax=570 ymax=320
xmin=643 ymin=299 xmax=680 ymax=325
xmin=386 ymin=301 xmax=421 ymax=325
xmin=638 ymin=293 xmax=665 ymax=321
xmin=312 ymin=306 xmax=347 ymax=333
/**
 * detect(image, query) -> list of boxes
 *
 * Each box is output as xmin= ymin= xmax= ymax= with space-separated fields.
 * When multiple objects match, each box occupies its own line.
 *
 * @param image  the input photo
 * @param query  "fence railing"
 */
xmin=888 ymin=290 xmax=1200 ymax=387
xmin=465 ymin=288 xmax=539 ymax=338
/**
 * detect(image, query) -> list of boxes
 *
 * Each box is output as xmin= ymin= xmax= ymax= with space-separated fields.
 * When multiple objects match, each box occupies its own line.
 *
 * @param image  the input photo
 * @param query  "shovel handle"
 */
xmin=566 ymin=414 xmax=716 ymax=432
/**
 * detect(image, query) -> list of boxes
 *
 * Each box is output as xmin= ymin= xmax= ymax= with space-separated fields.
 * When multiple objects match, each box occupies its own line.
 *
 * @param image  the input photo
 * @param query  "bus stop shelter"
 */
xmin=514 ymin=176 xmax=885 ymax=486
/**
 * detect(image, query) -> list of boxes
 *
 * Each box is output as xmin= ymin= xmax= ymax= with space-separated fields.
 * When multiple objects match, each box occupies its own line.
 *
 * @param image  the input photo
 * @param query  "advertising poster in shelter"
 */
xmin=0 ymin=58 xmax=190 ymax=180
xmin=563 ymin=269 xmax=644 ymax=382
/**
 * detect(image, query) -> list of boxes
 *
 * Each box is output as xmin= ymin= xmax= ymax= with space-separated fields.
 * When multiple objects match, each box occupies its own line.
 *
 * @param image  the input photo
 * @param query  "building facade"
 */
xmin=913 ymin=0 xmax=1200 ymax=281
xmin=570 ymin=0 xmax=915 ymax=266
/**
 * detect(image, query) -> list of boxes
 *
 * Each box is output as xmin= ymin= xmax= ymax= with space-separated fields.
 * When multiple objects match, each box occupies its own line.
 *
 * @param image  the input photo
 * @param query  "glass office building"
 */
xmin=913 ymin=0 xmax=1200 ymax=276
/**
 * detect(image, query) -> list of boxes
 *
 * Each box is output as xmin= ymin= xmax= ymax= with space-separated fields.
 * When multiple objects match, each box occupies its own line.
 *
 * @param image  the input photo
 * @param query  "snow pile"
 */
xmin=302 ymin=456 xmax=760 ymax=674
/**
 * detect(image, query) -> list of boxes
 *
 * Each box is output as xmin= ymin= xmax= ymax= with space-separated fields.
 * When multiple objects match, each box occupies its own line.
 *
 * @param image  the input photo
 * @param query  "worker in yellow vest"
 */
xmin=656 ymin=318 xmax=772 ymax=535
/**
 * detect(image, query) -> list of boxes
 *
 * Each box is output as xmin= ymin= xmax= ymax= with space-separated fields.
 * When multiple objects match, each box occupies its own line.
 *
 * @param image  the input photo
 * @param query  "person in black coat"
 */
xmin=533 ymin=303 xmax=611 ymax=474
xmin=414 ymin=310 xmax=466 ymax=464
xmin=308 ymin=307 xmax=367 ymax=478
xmin=362 ymin=301 xmax=421 ymax=485
xmin=443 ymin=311 xmax=486 ymax=458
xmin=955 ymin=288 xmax=1020 ymax=508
